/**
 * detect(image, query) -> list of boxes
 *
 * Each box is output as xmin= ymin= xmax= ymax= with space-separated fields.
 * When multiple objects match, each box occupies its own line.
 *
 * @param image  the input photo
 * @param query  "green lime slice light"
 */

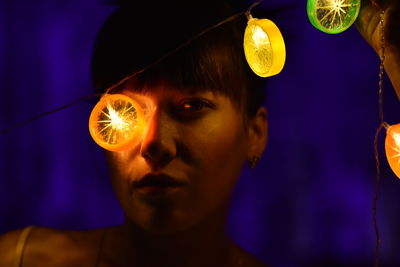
xmin=307 ymin=0 xmax=360 ymax=34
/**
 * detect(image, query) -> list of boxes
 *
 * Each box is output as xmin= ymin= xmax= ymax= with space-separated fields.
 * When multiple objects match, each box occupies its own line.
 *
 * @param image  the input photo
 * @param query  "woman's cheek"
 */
xmin=184 ymin=109 xmax=248 ymax=188
xmin=201 ymin=110 xmax=247 ymax=158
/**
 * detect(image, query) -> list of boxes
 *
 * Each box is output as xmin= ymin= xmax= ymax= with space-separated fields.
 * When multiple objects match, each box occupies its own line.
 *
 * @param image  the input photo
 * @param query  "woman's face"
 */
xmin=106 ymin=82 xmax=266 ymax=234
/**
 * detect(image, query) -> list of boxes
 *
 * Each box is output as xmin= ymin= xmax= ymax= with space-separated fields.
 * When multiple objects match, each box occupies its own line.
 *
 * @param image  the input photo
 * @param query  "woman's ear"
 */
xmin=246 ymin=107 xmax=268 ymax=161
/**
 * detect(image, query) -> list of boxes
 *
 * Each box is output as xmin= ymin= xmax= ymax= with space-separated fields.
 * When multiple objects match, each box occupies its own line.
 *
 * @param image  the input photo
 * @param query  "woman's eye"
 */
xmin=181 ymin=100 xmax=208 ymax=111
xmin=174 ymin=99 xmax=214 ymax=119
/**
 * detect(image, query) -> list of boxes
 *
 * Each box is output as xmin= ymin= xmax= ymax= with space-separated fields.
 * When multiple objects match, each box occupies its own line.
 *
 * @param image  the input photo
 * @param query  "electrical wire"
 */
xmin=372 ymin=9 xmax=387 ymax=267
xmin=0 ymin=93 xmax=101 ymax=136
xmin=0 ymin=0 xmax=264 ymax=136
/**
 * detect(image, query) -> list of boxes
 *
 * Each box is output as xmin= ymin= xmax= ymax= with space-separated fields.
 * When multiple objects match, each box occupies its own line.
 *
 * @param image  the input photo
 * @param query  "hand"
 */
xmin=355 ymin=0 xmax=400 ymax=98
xmin=355 ymin=0 xmax=400 ymax=57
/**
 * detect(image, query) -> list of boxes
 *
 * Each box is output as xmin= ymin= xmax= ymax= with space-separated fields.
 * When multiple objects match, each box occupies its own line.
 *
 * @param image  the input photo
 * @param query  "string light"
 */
xmin=0 ymin=0 xmax=286 ymax=152
xmin=374 ymin=9 xmax=387 ymax=267
xmin=89 ymin=94 xmax=145 ymax=151
xmin=243 ymin=15 xmax=286 ymax=77
xmin=0 ymin=0 xmax=286 ymax=144
xmin=307 ymin=0 xmax=360 ymax=34
xmin=0 ymin=4 xmax=397 ymax=264
xmin=385 ymin=124 xmax=400 ymax=178
xmin=88 ymin=0 xmax=287 ymax=152
xmin=0 ymin=3 xmax=396 ymax=266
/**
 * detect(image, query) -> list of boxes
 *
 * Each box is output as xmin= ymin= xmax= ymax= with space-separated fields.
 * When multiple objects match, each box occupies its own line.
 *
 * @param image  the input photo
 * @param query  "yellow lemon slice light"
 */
xmin=243 ymin=18 xmax=286 ymax=77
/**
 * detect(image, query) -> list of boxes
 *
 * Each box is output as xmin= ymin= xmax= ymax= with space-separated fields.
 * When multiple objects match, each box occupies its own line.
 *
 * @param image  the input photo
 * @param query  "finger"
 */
xmin=385 ymin=1 xmax=400 ymax=47
xmin=371 ymin=0 xmax=380 ymax=10
xmin=374 ymin=0 xmax=399 ymax=10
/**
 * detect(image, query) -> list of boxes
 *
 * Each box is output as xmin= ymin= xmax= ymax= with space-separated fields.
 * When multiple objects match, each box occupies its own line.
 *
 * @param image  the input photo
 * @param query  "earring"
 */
xmin=249 ymin=156 xmax=260 ymax=169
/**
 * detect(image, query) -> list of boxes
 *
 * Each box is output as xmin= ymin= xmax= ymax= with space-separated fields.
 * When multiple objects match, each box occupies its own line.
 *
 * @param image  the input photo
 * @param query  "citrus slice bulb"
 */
xmin=385 ymin=123 xmax=400 ymax=179
xmin=307 ymin=0 xmax=361 ymax=34
xmin=89 ymin=94 xmax=145 ymax=152
xmin=243 ymin=18 xmax=286 ymax=77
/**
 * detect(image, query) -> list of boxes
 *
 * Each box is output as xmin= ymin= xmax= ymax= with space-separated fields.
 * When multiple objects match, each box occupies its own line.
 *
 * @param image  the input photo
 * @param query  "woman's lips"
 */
xmin=132 ymin=174 xmax=186 ymax=196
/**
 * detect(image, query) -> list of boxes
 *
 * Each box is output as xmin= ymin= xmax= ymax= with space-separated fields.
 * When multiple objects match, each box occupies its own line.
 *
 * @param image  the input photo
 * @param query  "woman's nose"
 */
xmin=140 ymin=111 xmax=177 ymax=170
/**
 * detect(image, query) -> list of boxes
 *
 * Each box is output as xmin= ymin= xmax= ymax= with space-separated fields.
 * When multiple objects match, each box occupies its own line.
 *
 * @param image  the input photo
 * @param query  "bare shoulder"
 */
xmin=233 ymin=243 xmax=269 ymax=267
xmin=0 ymin=228 xmax=25 ymax=266
xmin=0 ymin=226 xmax=108 ymax=267
xmin=240 ymin=252 xmax=269 ymax=267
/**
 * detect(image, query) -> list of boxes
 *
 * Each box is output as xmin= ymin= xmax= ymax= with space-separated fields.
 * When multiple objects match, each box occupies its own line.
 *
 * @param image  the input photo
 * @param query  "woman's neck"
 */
xmin=102 ymin=211 xmax=243 ymax=267
xmin=124 ymin=214 xmax=236 ymax=266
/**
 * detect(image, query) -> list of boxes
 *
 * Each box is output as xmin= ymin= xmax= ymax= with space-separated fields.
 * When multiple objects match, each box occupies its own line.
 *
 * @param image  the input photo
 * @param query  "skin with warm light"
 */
xmin=106 ymin=84 xmax=267 ymax=235
xmin=96 ymin=83 xmax=268 ymax=266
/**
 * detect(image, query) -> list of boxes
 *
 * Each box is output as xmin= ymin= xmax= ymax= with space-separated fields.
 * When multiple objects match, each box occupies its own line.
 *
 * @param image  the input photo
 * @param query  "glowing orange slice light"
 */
xmin=385 ymin=123 xmax=400 ymax=179
xmin=89 ymin=94 xmax=145 ymax=152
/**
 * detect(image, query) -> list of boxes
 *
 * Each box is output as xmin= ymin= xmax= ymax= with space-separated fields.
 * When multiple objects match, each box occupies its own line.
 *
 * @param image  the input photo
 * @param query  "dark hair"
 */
xmin=91 ymin=0 xmax=266 ymax=117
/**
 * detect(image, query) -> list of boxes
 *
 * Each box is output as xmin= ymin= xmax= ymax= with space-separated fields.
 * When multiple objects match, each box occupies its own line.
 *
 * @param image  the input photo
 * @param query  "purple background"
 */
xmin=2 ymin=0 xmax=400 ymax=266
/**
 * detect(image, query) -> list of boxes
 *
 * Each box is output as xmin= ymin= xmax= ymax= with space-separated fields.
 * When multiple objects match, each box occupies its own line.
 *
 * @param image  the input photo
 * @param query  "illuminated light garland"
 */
xmin=307 ymin=0 xmax=361 ymax=34
xmin=90 ymin=13 xmax=288 ymax=151
xmin=243 ymin=16 xmax=286 ymax=77
xmin=0 ymin=0 xmax=285 ymax=151
xmin=89 ymin=94 xmax=145 ymax=151
xmin=88 ymin=2 xmax=287 ymax=152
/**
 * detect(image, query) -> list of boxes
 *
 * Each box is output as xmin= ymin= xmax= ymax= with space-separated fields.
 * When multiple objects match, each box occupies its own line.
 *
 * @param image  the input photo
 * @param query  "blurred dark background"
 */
xmin=1 ymin=0 xmax=400 ymax=266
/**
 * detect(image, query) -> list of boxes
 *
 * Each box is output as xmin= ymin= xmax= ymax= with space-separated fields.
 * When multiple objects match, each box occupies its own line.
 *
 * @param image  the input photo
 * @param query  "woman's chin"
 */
xmin=131 ymin=217 xmax=198 ymax=236
xmin=125 ymin=207 xmax=199 ymax=236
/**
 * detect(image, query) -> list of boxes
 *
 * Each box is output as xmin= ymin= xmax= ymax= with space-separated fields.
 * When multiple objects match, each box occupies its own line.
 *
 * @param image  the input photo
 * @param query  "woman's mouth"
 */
xmin=132 ymin=174 xmax=186 ymax=196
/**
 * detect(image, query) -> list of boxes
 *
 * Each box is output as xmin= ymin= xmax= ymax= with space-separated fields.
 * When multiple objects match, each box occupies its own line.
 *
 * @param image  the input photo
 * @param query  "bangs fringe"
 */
xmin=127 ymin=17 xmax=248 ymax=110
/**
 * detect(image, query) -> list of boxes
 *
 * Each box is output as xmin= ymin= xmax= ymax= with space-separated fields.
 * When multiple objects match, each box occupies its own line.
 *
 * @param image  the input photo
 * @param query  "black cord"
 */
xmin=1 ymin=0 xmax=265 ymax=135
xmin=372 ymin=10 xmax=387 ymax=267
xmin=0 ymin=93 xmax=101 ymax=136
xmin=373 ymin=123 xmax=383 ymax=267
xmin=105 ymin=11 xmax=246 ymax=95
